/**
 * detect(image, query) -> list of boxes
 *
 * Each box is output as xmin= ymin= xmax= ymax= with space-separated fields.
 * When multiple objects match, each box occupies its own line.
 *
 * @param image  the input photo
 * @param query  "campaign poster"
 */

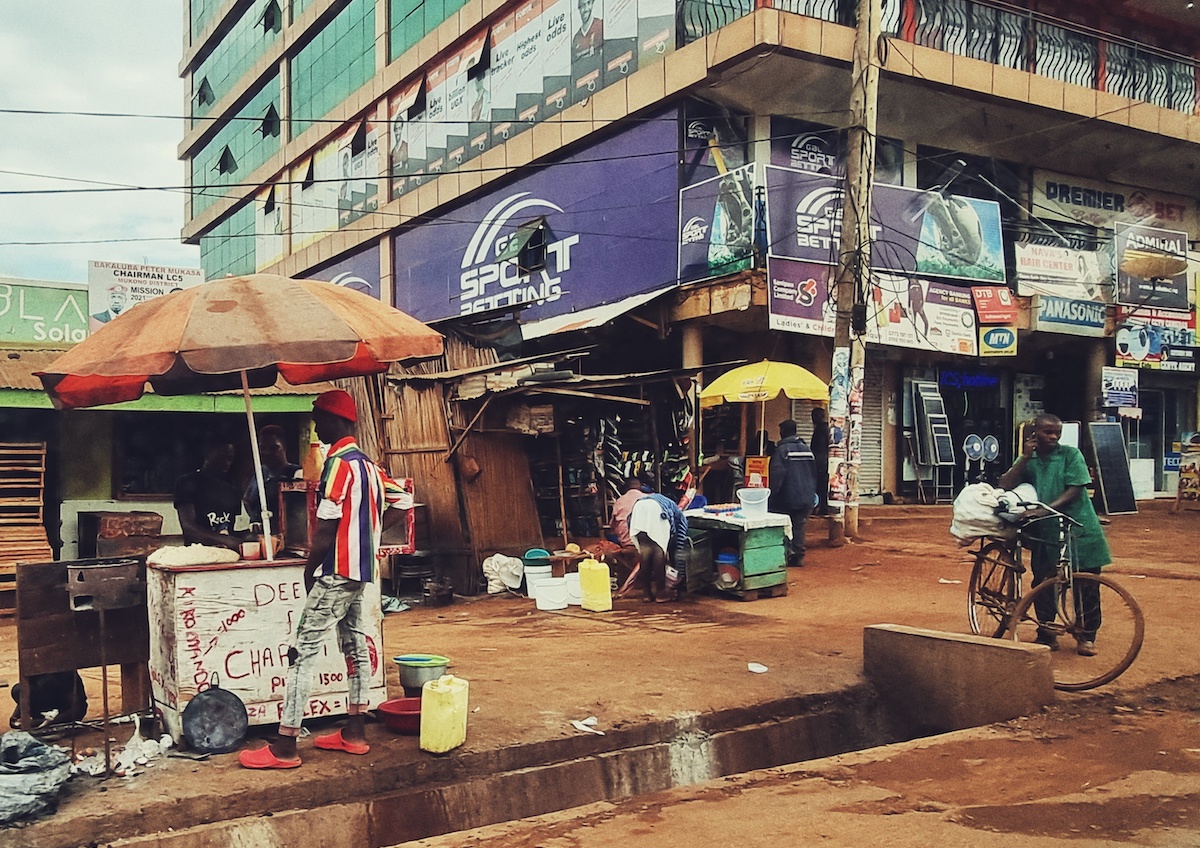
xmin=391 ymin=112 xmax=678 ymax=323
xmin=677 ymin=164 xmax=755 ymax=282
xmin=511 ymin=0 xmax=545 ymax=128
xmin=541 ymin=0 xmax=572 ymax=114
xmin=87 ymin=261 xmax=204 ymax=332
xmin=765 ymin=166 xmax=1006 ymax=283
xmin=1114 ymin=222 xmax=1190 ymax=311
xmin=636 ymin=0 xmax=674 ymax=66
xmin=868 ymin=274 xmax=978 ymax=355
xmin=254 ymin=184 xmax=284 ymax=271
xmin=766 ymin=257 xmax=836 ymax=337
xmin=568 ymin=0 xmax=602 ymax=104
xmin=1114 ymin=305 xmax=1198 ymax=371
xmin=1014 ymin=242 xmax=1109 ymax=301
xmin=389 ymin=77 xmax=427 ymax=199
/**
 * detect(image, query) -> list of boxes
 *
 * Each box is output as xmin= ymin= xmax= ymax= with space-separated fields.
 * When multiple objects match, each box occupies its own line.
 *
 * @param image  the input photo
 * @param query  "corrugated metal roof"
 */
xmin=0 ymin=349 xmax=335 ymax=396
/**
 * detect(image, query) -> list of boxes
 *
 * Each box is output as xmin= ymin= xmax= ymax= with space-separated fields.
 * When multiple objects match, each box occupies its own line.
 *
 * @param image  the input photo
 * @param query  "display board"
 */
xmin=1087 ymin=422 xmax=1138 ymax=515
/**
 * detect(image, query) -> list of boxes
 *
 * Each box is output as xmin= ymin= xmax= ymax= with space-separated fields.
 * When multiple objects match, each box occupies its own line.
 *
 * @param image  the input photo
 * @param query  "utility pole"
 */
xmin=828 ymin=0 xmax=880 ymax=544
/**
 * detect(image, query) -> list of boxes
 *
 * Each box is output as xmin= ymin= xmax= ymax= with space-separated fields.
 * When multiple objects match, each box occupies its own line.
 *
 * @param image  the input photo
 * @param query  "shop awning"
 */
xmin=0 ymin=349 xmax=328 ymax=411
xmin=519 ymin=285 xmax=676 ymax=341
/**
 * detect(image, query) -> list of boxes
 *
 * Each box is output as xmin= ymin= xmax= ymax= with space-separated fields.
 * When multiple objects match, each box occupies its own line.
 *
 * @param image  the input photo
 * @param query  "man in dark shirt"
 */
xmin=174 ymin=432 xmax=245 ymax=551
xmin=810 ymin=407 xmax=831 ymax=516
xmin=768 ymin=419 xmax=817 ymax=567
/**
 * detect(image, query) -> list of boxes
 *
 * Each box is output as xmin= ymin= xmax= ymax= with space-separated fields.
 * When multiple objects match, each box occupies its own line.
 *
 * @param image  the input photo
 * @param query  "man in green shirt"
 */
xmin=997 ymin=414 xmax=1111 ymax=656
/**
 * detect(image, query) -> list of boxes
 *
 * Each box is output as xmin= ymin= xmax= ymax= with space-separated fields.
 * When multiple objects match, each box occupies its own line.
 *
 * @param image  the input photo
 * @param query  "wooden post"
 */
xmin=828 ymin=0 xmax=880 ymax=544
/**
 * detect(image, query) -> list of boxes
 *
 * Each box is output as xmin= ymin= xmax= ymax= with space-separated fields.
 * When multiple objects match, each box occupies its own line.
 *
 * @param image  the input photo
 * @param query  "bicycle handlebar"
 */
xmin=1008 ymin=499 xmax=1083 ymax=528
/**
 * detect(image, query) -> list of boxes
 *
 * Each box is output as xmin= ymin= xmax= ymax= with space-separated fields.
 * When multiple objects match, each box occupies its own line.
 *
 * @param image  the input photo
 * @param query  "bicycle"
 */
xmin=966 ymin=501 xmax=1144 ymax=691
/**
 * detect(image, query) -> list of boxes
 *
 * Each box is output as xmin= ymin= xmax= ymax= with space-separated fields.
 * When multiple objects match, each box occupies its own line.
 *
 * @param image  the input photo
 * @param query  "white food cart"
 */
xmin=147 ymin=558 xmax=388 ymax=741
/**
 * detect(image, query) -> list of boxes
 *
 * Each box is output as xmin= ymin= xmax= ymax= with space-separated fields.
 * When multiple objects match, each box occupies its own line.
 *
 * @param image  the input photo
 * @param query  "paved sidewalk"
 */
xmin=1 ymin=502 xmax=1197 ymax=847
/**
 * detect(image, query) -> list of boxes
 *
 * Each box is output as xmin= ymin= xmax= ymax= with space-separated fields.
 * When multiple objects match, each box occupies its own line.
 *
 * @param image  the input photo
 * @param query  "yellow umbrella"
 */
xmin=700 ymin=360 xmax=829 ymax=408
xmin=700 ymin=360 xmax=829 ymax=455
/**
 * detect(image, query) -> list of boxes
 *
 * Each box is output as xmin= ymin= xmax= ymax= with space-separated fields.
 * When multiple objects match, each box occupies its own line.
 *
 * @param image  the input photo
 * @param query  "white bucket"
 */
xmin=565 ymin=571 xmax=582 ymax=605
xmin=737 ymin=487 xmax=771 ymax=517
xmin=535 ymin=576 xmax=568 ymax=610
xmin=524 ymin=564 xmax=553 ymax=599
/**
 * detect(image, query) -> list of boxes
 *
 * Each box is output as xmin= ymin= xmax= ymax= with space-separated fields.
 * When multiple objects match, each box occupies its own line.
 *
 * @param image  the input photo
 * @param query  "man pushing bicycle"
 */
xmin=996 ymin=413 xmax=1112 ymax=657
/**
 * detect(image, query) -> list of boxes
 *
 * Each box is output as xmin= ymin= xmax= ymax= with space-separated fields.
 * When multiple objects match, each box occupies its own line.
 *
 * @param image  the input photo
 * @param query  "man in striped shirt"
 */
xmin=240 ymin=389 xmax=410 ymax=769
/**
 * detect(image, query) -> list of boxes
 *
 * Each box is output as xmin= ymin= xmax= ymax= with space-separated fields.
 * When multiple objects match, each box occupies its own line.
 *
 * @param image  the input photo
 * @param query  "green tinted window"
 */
xmin=199 ymin=202 xmax=257 ymax=279
xmin=192 ymin=0 xmax=281 ymax=126
xmin=290 ymin=0 xmax=376 ymax=137
xmin=191 ymin=75 xmax=282 ymax=217
xmin=389 ymin=0 xmax=466 ymax=63
xmin=190 ymin=0 xmax=223 ymax=39
xmin=292 ymin=0 xmax=316 ymax=21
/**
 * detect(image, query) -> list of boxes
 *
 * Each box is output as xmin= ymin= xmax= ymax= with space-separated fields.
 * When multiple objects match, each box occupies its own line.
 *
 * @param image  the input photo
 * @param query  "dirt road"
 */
xmin=1 ymin=502 xmax=1197 ymax=846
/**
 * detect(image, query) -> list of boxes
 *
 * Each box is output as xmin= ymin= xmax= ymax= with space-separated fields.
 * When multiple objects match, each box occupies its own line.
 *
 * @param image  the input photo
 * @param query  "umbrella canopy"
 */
xmin=38 ymin=274 xmax=444 ymax=409
xmin=699 ymin=360 xmax=829 ymax=409
xmin=38 ymin=273 xmax=444 ymax=562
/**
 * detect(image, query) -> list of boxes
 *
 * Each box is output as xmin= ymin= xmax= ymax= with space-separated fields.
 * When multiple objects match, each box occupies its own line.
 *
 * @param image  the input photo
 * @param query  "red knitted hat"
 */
xmin=313 ymin=389 xmax=357 ymax=422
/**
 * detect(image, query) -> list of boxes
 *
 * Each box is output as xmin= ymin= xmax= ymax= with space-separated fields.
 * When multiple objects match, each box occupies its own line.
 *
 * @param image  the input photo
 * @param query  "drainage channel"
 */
xmin=81 ymin=684 xmax=918 ymax=848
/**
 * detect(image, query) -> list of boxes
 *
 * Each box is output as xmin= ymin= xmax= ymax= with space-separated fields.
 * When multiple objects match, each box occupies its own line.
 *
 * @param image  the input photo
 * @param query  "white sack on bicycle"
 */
xmin=949 ymin=482 xmax=1037 ymax=544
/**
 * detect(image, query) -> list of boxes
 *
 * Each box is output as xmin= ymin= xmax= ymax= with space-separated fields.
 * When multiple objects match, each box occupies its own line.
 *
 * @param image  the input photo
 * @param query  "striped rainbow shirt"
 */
xmin=315 ymin=437 xmax=410 ymax=582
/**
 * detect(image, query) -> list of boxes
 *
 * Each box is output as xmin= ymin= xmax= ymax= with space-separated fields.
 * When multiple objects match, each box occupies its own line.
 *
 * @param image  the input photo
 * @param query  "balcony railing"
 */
xmin=678 ymin=0 xmax=1199 ymax=114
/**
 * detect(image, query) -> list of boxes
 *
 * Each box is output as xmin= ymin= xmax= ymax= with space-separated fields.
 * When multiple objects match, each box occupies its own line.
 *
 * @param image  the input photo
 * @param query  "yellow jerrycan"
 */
xmin=578 ymin=557 xmax=612 ymax=612
xmin=419 ymin=674 xmax=469 ymax=754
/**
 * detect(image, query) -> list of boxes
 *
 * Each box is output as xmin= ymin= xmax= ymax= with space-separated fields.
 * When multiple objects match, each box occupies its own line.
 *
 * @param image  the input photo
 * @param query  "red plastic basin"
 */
xmin=378 ymin=697 xmax=421 ymax=734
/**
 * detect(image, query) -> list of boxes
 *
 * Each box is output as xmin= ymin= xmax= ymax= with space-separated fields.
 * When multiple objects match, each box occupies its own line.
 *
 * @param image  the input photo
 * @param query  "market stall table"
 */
xmin=147 ymin=557 xmax=388 ymax=741
xmin=684 ymin=508 xmax=791 ymax=599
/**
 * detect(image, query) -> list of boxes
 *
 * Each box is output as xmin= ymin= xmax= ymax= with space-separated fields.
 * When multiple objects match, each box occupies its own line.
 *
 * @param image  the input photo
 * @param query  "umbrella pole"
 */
xmin=759 ymin=400 xmax=766 ymax=455
xmin=241 ymin=371 xmax=275 ymax=562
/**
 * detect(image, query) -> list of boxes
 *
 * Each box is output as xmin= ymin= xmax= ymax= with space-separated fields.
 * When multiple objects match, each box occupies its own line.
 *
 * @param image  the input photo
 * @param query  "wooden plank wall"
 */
xmin=376 ymin=337 xmax=543 ymax=594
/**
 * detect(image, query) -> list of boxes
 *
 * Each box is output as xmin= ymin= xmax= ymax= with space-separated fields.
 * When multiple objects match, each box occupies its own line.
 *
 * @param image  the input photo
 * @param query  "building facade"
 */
xmin=181 ymin=0 xmax=1200 ymax=508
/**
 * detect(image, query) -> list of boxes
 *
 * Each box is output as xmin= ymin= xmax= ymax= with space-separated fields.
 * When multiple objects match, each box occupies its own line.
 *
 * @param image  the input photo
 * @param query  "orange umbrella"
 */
xmin=38 ymin=274 xmax=444 ymax=559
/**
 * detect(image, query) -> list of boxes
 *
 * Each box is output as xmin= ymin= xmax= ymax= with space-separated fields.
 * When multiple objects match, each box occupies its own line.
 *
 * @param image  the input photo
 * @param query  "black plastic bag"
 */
xmin=0 ymin=731 xmax=72 ymax=823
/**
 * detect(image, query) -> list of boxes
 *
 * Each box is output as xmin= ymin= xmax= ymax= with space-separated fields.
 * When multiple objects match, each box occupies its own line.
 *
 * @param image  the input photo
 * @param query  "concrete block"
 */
xmin=863 ymin=624 xmax=1053 ymax=734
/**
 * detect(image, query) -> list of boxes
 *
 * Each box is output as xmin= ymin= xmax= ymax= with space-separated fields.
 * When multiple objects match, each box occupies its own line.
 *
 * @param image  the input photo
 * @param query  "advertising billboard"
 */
xmin=678 ymin=164 xmax=756 ymax=282
xmin=0 ymin=279 xmax=89 ymax=346
xmin=1014 ymin=242 xmax=1109 ymax=301
xmin=301 ymin=244 xmax=381 ymax=300
xmin=1114 ymin=222 xmax=1190 ymax=311
xmin=392 ymin=112 xmax=679 ymax=323
xmin=87 ymin=261 xmax=204 ymax=332
xmin=765 ymin=166 xmax=1006 ymax=284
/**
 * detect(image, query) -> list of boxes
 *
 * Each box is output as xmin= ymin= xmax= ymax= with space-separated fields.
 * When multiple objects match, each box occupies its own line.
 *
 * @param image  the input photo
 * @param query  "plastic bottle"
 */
xmin=302 ymin=441 xmax=323 ymax=483
xmin=419 ymin=674 xmax=469 ymax=754
xmin=578 ymin=557 xmax=612 ymax=612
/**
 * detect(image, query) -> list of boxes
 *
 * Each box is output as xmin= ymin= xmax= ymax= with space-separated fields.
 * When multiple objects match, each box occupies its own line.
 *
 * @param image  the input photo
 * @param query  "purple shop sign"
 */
xmin=678 ymin=164 xmax=755 ymax=283
xmin=301 ymin=243 xmax=381 ymax=299
xmin=764 ymin=166 xmax=1006 ymax=284
xmin=393 ymin=112 xmax=680 ymax=323
xmin=766 ymin=257 xmax=835 ymax=337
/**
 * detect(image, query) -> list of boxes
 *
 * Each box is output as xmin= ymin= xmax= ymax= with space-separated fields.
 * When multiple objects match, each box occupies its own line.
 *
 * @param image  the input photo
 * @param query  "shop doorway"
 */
xmin=939 ymin=368 xmax=1011 ymax=490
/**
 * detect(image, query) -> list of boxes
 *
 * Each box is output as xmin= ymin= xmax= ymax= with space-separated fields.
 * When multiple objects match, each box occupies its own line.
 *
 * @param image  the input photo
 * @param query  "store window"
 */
xmin=112 ymin=413 xmax=300 ymax=500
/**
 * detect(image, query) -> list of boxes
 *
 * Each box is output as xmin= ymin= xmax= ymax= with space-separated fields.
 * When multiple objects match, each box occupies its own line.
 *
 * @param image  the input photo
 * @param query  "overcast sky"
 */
xmin=0 ymin=2 xmax=200 ymax=283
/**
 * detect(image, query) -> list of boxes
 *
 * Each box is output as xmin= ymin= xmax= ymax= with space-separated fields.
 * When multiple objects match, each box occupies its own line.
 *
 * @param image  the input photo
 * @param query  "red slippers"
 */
xmin=238 ymin=745 xmax=302 ymax=769
xmin=314 ymin=729 xmax=370 ymax=755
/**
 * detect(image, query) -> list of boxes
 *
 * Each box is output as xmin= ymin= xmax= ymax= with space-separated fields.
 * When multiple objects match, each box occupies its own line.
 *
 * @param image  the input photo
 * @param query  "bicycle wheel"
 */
xmin=1003 ymin=573 xmax=1144 ymax=691
xmin=967 ymin=542 xmax=1020 ymax=637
